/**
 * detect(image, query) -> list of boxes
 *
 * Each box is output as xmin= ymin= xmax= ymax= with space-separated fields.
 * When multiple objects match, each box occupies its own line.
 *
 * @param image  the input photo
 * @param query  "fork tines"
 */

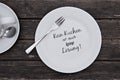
xmin=55 ymin=16 xmax=65 ymax=26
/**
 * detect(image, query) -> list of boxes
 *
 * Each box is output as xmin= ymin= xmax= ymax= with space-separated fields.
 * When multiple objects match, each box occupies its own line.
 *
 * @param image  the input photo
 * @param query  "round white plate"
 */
xmin=35 ymin=7 xmax=102 ymax=73
xmin=0 ymin=3 xmax=20 ymax=54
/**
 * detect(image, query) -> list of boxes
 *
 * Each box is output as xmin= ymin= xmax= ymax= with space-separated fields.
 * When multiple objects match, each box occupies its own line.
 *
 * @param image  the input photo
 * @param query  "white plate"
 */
xmin=0 ymin=3 xmax=20 ymax=54
xmin=35 ymin=7 xmax=102 ymax=73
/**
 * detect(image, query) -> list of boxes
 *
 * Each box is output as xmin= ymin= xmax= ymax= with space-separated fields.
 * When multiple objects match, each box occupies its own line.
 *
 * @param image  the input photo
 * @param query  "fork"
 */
xmin=25 ymin=16 xmax=65 ymax=54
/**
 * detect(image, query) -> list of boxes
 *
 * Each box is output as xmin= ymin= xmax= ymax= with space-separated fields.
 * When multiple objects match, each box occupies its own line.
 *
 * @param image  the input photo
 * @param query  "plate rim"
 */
xmin=0 ymin=3 xmax=20 ymax=54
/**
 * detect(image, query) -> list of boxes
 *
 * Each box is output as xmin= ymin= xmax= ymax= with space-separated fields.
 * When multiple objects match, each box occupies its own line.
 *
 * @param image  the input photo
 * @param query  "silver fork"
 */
xmin=25 ymin=16 xmax=65 ymax=54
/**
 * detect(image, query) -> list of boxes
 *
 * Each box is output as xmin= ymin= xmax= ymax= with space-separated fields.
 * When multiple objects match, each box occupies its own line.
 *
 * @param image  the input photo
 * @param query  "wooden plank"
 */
xmin=1 ymin=79 xmax=119 ymax=80
xmin=0 ymin=61 xmax=119 ymax=79
xmin=0 ymin=38 xmax=119 ymax=61
xmin=2 ymin=78 xmax=109 ymax=80
xmin=19 ymin=20 xmax=39 ymax=40
xmin=0 ymin=79 xmax=108 ymax=80
xmin=0 ymin=0 xmax=120 ymax=18
xmin=0 ymin=79 xmax=117 ymax=80
xmin=19 ymin=20 xmax=120 ymax=39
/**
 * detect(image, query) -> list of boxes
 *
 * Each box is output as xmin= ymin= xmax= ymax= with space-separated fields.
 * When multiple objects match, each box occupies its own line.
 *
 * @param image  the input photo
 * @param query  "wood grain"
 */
xmin=0 ymin=0 xmax=119 ymax=79
xmin=0 ymin=0 xmax=120 ymax=19
xmin=0 ymin=61 xmax=119 ymax=79
xmin=0 ymin=38 xmax=119 ymax=61
xmin=19 ymin=20 xmax=120 ymax=40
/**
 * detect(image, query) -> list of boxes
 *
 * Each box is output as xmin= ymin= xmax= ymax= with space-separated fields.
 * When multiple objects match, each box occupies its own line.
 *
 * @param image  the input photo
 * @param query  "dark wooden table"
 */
xmin=0 ymin=0 xmax=119 ymax=80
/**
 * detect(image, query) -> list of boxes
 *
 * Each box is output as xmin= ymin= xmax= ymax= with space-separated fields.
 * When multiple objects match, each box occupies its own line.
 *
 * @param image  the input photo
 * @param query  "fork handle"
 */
xmin=25 ymin=29 xmax=52 ymax=54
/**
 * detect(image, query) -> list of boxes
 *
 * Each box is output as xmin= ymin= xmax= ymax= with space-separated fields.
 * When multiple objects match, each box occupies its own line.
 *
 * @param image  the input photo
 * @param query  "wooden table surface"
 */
xmin=0 ymin=0 xmax=120 ymax=80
